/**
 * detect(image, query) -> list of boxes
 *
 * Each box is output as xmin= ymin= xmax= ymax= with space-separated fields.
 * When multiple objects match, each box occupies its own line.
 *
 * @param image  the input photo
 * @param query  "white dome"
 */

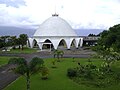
xmin=34 ymin=16 xmax=77 ymax=37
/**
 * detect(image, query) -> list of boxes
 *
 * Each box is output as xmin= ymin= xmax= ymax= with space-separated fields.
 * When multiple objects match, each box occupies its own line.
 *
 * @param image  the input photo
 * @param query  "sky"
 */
xmin=0 ymin=0 xmax=120 ymax=29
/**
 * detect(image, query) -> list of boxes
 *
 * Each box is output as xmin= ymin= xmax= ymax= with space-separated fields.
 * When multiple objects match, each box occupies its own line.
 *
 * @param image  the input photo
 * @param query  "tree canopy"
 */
xmin=0 ymin=34 xmax=28 ymax=50
xmin=98 ymin=24 xmax=120 ymax=53
xmin=8 ymin=57 xmax=44 ymax=90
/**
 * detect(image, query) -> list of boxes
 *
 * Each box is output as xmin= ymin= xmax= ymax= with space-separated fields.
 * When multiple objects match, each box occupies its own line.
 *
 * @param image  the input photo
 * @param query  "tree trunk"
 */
xmin=19 ymin=45 xmax=20 ymax=49
xmin=13 ymin=45 xmax=16 ymax=49
xmin=22 ymin=45 xmax=24 ymax=50
xmin=26 ymin=71 xmax=30 ymax=90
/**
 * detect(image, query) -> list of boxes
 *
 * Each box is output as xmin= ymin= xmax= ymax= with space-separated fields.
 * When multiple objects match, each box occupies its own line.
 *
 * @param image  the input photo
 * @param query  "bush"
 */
xmin=115 ymin=72 xmax=120 ymax=81
xmin=51 ymin=59 xmax=57 ymax=68
xmin=67 ymin=68 xmax=77 ymax=77
xmin=67 ymin=59 xmax=120 ymax=87
xmin=83 ymin=66 xmax=94 ymax=79
xmin=41 ymin=67 xmax=49 ymax=80
xmin=87 ymin=63 xmax=96 ymax=69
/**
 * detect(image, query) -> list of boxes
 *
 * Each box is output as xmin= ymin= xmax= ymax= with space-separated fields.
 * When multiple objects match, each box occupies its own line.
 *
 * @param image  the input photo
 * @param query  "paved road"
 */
xmin=0 ymin=50 xmax=94 ymax=90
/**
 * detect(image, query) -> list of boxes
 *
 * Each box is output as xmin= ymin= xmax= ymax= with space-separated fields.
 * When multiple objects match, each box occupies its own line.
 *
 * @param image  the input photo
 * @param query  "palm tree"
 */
xmin=8 ymin=57 xmax=44 ymax=90
xmin=54 ymin=50 xmax=64 ymax=61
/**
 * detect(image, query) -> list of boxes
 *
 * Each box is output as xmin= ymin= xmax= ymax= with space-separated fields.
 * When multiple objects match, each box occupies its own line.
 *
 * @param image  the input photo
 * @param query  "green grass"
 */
xmin=0 ymin=56 xmax=13 ymax=67
xmin=4 ymin=58 xmax=120 ymax=90
xmin=0 ymin=47 xmax=37 ymax=54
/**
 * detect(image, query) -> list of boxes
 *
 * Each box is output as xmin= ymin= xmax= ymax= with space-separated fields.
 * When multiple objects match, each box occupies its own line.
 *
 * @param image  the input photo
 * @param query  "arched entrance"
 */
xmin=42 ymin=39 xmax=54 ymax=51
xmin=57 ymin=39 xmax=67 ymax=50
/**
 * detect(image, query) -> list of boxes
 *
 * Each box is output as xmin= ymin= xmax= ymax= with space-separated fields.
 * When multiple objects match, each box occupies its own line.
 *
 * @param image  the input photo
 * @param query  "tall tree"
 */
xmin=98 ymin=24 xmax=120 ymax=52
xmin=93 ymin=24 xmax=120 ymax=63
xmin=19 ymin=34 xmax=28 ymax=50
xmin=15 ymin=38 xmax=20 ymax=49
xmin=88 ymin=33 xmax=101 ymax=36
xmin=0 ymin=36 xmax=10 ymax=50
xmin=8 ymin=57 xmax=44 ymax=90
xmin=10 ymin=36 xmax=17 ymax=49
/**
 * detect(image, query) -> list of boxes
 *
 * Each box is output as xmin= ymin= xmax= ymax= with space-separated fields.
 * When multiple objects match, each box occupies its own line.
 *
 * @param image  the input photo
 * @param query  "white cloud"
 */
xmin=0 ymin=0 xmax=120 ymax=29
xmin=0 ymin=0 xmax=26 ymax=8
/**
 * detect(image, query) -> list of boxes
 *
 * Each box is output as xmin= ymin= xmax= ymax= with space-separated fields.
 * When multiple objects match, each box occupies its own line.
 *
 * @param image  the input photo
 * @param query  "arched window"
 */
xmin=33 ymin=39 xmax=39 ymax=48
xmin=70 ymin=39 xmax=76 ymax=48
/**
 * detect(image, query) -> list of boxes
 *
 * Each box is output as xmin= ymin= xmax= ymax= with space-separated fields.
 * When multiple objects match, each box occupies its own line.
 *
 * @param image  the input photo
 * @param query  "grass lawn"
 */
xmin=0 ymin=47 xmax=37 ymax=54
xmin=4 ymin=58 xmax=120 ymax=90
xmin=0 ymin=56 xmax=12 ymax=67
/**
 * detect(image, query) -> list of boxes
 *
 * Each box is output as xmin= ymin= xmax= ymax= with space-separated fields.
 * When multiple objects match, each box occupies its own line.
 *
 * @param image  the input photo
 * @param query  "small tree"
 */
xmin=51 ymin=59 xmax=57 ymax=68
xmin=54 ymin=50 xmax=64 ymax=62
xmin=41 ymin=66 xmax=49 ymax=80
xmin=8 ymin=57 xmax=44 ymax=90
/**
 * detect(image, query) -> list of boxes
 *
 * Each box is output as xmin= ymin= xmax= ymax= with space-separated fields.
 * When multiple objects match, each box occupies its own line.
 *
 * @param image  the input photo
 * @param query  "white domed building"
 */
xmin=28 ymin=14 xmax=83 ymax=51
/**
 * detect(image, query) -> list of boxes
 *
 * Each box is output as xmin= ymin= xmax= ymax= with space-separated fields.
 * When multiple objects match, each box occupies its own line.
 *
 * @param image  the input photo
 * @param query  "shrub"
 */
xmin=87 ymin=63 xmax=96 ymax=69
xmin=52 ymin=60 xmax=56 ymax=65
xmin=51 ymin=60 xmax=57 ymax=68
xmin=72 ymin=57 xmax=75 ymax=62
xmin=83 ymin=66 xmax=94 ymax=79
xmin=87 ymin=59 xmax=92 ymax=62
xmin=100 ymin=62 xmax=112 ymax=74
xmin=41 ymin=67 xmax=49 ymax=80
xmin=67 ymin=59 xmax=120 ymax=87
xmin=115 ymin=72 xmax=120 ymax=81
xmin=67 ymin=68 xmax=77 ymax=77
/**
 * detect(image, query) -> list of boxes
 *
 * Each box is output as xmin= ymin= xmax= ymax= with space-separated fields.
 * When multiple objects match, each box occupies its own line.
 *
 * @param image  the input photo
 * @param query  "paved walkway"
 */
xmin=0 ymin=49 xmax=95 ymax=90
xmin=0 ymin=65 xmax=19 ymax=90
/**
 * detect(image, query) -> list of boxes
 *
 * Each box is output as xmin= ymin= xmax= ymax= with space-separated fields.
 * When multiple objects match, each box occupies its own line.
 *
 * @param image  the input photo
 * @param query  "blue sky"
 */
xmin=0 ymin=0 xmax=120 ymax=29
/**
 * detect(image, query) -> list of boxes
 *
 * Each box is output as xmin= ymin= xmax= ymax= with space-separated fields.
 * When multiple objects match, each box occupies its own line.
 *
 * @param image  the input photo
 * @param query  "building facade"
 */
xmin=28 ymin=14 xmax=83 ymax=50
